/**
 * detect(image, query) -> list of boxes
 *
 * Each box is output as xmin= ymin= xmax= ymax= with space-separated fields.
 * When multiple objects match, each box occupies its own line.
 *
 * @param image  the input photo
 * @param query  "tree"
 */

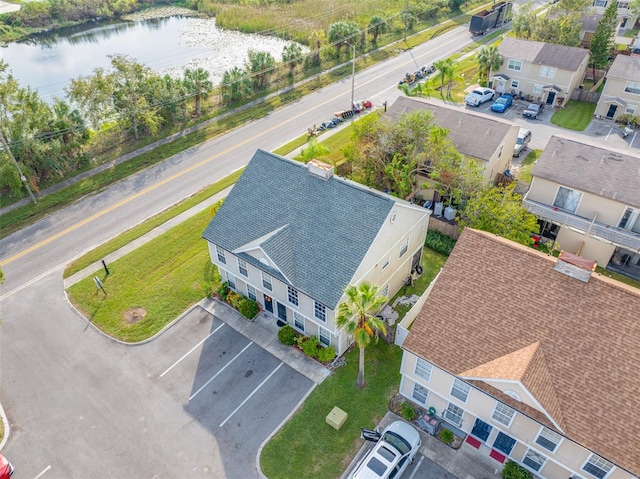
xmin=308 ymin=30 xmax=325 ymax=65
xmin=512 ymin=2 xmax=537 ymax=39
xmin=477 ymin=45 xmax=503 ymax=82
xmin=631 ymin=0 xmax=640 ymax=16
xmin=328 ymin=21 xmax=359 ymax=56
xmin=246 ymin=50 xmax=276 ymax=91
xmin=220 ymin=66 xmax=252 ymax=104
xmin=589 ymin=0 xmax=618 ymax=81
xmin=282 ymin=43 xmax=303 ymax=77
xmin=433 ymin=58 xmax=454 ymax=98
xmin=294 ymin=137 xmax=330 ymax=162
xmin=183 ymin=68 xmax=212 ymax=117
xmin=459 ymin=183 xmax=540 ymax=245
xmin=368 ymin=15 xmax=387 ymax=44
xmin=335 ymin=282 xmax=387 ymax=388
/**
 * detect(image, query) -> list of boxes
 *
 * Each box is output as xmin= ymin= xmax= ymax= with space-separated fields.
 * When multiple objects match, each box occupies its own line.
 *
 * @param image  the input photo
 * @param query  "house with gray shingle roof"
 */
xmin=399 ymin=228 xmax=640 ymax=479
xmin=202 ymin=150 xmax=431 ymax=354
xmin=493 ymin=37 xmax=589 ymax=107
xmin=595 ymin=54 xmax=640 ymax=121
xmin=523 ymin=135 xmax=640 ymax=281
xmin=386 ymin=97 xmax=520 ymax=183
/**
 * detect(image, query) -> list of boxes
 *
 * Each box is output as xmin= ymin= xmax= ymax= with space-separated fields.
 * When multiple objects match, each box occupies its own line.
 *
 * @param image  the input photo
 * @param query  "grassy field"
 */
xmin=516 ymin=149 xmax=540 ymax=183
xmin=550 ymin=101 xmax=596 ymax=131
xmin=260 ymin=340 xmax=403 ymax=479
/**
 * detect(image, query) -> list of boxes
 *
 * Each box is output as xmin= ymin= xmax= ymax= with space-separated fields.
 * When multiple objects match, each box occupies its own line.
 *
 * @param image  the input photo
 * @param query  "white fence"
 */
xmin=394 ymin=269 xmax=442 ymax=347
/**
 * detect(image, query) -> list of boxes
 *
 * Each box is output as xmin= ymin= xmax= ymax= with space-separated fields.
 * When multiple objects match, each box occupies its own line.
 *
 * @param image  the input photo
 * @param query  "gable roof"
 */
xmin=498 ymin=36 xmax=589 ymax=71
xmin=385 ymin=97 xmax=514 ymax=162
xmin=606 ymin=54 xmax=640 ymax=81
xmin=202 ymin=150 xmax=398 ymax=308
xmin=403 ymin=228 xmax=640 ymax=474
xmin=531 ymin=135 xmax=640 ymax=209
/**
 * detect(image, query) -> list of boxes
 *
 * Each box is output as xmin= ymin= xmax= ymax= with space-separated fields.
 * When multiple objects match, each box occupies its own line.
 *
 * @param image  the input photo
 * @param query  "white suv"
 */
xmin=464 ymin=87 xmax=495 ymax=107
xmin=350 ymin=421 xmax=422 ymax=479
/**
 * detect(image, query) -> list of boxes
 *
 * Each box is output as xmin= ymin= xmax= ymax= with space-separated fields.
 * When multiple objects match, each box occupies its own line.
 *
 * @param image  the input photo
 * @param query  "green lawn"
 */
xmin=260 ymin=340 xmax=403 ymax=479
xmin=516 ymin=149 xmax=541 ymax=183
xmin=550 ymin=101 xmax=596 ymax=131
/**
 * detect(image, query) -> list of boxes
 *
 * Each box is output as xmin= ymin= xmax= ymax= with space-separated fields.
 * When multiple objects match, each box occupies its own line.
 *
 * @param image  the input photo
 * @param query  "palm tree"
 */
xmin=336 ymin=282 xmax=387 ymax=388
xmin=294 ymin=137 xmax=330 ymax=162
xmin=246 ymin=50 xmax=276 ymax=91
xmin=476 ymin=45 xmax=503 ymax=83
xmin=220 ymin=66 xmax=252 ymax=104
xmin=433 ymin=58 xmax=454 ymax=98
xmin=183 ymin=68 xmax=212 ymax=117
xmin=282 ymin=43 xmax=303 ymax=77
xmin=368 ymin=15 xmax=387 ymax=44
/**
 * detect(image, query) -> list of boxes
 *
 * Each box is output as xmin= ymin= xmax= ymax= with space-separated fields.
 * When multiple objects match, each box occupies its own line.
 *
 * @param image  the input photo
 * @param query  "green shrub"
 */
xmin=300 ymin=336 xmax=320 ymax=359
xmin=400 ymin=401 xmax=417 ymax=421
xmin=238 ymin=297 xmax=260 ymax=319
xmin=278 ymin=325 xmax=298 ymax=345
xmin=226 ymin=290 xmax=243 ymax=309
xmin=317 ymin=345 xmax=337 ymax=363
xmin=502 ymin=461 xmax=533 ymax=479
xmin=217 ymin=281 xmax=230 ymax=298
xmin=425 ymin=230 xmax=457 ymax=256
xmin=439 ymin=428 xmax=454 ymax=444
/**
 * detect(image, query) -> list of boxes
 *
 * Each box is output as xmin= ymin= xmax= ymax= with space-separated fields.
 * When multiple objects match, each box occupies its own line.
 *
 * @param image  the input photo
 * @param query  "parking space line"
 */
xmin=189 ymin=341 xmax=253 ymax=401
xmin=408 ymin=456 xmax=424 ymax=479
xmin=160 ymin=323 xmax=225 ymax=377
xmin=219 ymin=362 xmax=284 ymax=428
xmin=33 ymin=465 xmax=52 ymax=479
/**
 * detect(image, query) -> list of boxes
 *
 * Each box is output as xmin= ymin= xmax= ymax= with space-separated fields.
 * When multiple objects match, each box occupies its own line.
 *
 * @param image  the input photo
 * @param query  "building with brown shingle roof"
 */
xmin=399 ymin=228 xmax=640 ymax=478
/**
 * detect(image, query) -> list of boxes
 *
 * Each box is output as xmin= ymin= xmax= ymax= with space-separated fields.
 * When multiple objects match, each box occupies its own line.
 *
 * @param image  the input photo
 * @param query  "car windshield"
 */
xmin=496 ymin=98 xmax=508 ymax=104
xmin=516 ymin=138 xmax=524 ymax=145
xmin=472 ymin=90 xmax=484 ymax=95
xmin=528 ymin=105 xmax=539 ymax=111
xmin=382 ymin=431 xmax=412 ymax=455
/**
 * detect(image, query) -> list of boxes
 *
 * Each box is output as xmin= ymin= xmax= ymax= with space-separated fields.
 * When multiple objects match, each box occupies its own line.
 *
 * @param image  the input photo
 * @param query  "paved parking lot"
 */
xmin=129 ymin=306 xmax=315 ymax=478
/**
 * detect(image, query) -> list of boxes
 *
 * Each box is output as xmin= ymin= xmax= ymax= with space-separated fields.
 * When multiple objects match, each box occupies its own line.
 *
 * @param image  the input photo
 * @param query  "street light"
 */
xmin=345 ymin=40 xmax=356 ymax=109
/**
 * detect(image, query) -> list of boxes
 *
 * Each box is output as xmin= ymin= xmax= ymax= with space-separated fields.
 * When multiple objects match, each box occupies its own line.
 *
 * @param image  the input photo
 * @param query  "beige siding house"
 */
xmin=386 ymin=97 xmax=520 ymax=183
xmin=595 ymin=55 xmax=640 ymax=120
xmin=523 ymin=135 xmax=640 ymax=280
xmin=591 ymin=0 xmax=637 ymax=30
xmin=492 ymin=37 xmax=590 ymax=107
xmin=202 ymin=150 xmax=431 ymax=355
xmin=399 ymin=228 xmax=640 ymax=479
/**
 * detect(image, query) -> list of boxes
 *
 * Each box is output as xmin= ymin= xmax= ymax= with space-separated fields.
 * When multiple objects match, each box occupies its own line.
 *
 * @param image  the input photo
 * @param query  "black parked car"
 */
xmin=522 ymin=102 xmax=544 ymax=119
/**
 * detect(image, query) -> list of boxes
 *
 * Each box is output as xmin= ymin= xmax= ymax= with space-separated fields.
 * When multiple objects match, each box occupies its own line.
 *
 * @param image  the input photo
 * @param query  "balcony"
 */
xmin=523 ymin=199 xmax=640 ymax=252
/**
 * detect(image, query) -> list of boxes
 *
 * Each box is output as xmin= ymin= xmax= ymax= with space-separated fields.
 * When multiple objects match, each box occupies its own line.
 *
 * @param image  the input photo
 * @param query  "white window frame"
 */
xmin=450 ymin=378 xmax=471 ymax=402
xmin=399 ymin=237 xmax=409 ymax=258
xmin=511 ymin=80 xmax=519 ymax=89
xmin=582 ymin=454 xmax=614 ymax=479
xmin=535 ymin=427 xmax=563 ymax=452
xmin=507 ymin=59 xmax=523 ymax=71
xmin=287 ymin=286 xmax=299 ymax=306
xmin=593 ymin=0 xmax=607 ymax=6
xmin=262 ymin=272 xmax=272 ymax=291
xmin=625 ymin=105 xmax=637 ymax=115
xmin=533 ymin=84 xmax=543 ymax=94
xmin=293 ymin=311 xmax=305 ymax=332
xmin=380 ymin=284 xmax=389 ymax=299
xmin=381 ymin=255 xmax=390 ymax=270
xmin=624 ymin=81 xmax=640 ymax=95
xmin=522 ymin=448 xmax=547 ymax=472
xmin=617 ymin=1 xmax=630 ymax=8
xmin=246 ymin=284 xmax=257 ymax=301
xmin=216 ymin=246 xmax=226 ymax=264
xmin=227 ymin=272 xmax=236 ymax=290
xmin=444 ymin=402 xmax=464 ymax=426
xmin=414 ymin=358 xmax=432 ymax=381
xmin=553 ymin=186 xmax=582 ymax=213
xmin=412 ymin=383 xmax=429 ymax=405
xmin=492 ymin=402 xmax=516 ymax=427
xmin=319 ymin=326 xmax=331 ymax=346
xmin=237 ymin=258 xmax=248 ymax=277
xmin=539 ymin=66 xmax=557 ymax=78
xmin=314 ymin=301 xmax=327 ymax=322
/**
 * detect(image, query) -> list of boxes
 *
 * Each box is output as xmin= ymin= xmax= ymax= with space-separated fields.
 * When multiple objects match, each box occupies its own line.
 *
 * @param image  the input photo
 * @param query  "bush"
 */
xmin=278 ymin=325 xmax=298 ymax=345
xmin=317 ymin=345 xmax=336 ymax=363
xmin=300 ymin=336 xmax=320 ymax=359
xmin=425 ymin=230 xmax=457 ymax=256
xmin=400 ymin=401 xmax=417 ymax=421
xmin=439 ymin=428 xmax=454 ymax=444
xmin=238 ymin=297 xmax=260 ymax=319
xmin=502 ymin=461 xmax=533 ymax=479
xmin=226 ymin=290 xmax=243 ymax=309
xmin=217 ymin=281 xmax=230 ymax=298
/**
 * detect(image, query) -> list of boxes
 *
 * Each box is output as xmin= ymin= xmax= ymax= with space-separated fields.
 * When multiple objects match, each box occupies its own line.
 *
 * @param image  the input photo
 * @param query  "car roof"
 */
xmin=474 ymin=87 xmax=493 ymax=93
xmin=518 ymin=127 xmax=530 ymax=136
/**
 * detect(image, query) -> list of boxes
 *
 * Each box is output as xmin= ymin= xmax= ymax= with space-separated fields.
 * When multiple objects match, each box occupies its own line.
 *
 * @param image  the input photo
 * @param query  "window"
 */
xmin=314 ymin=301 xmax=326 ymax=322
xmin=618 ymin=207 xmax=640 ymax=232
xmin=450 ymin=378 xmax=471 ymax=402
xmin=492 ymin=402 xmax=515 ymax=427
xmin=539 ymin=66 xmax=557 ymax=78
xmin=319 ymin=327 xmax=331 ymax=346
xmin=625 ymin=105 xmax=637 ymax=115
xmin=553 ymin=186 xmax=582 ymax=213
xmin=583 ymin=454 xmax=614 ymax=479
xmin=444 ymin=403 xmax=464 ymax=426
xmin=522 ymin=449 xmax=547 ymax=472
xmin=624 ymin=81 xmax=640 ymax=95
xmin=237 ymin=258 xmax=248 ymax=277
xmin=381 ymin=256 xmax=390 ymax=270
xmin=533 ymin=84 xmax=543 ymax=94
xmin=216 ymin=246 xmax=226 ymax=264
xmin=413 ymin=383 xmax=429 ymax=404
xmin=535 ymin=427 xmax=562 ymax=452
xmin=287 ymin=286 xmax=299 ymax=306
xmin=262 ymin=272 xmax=272 ymax=291
xmin=507 ymin=59 xmax=523 ymax=71
xmin=414 ymin=358 xmax=432 ymax=381
xmin=380 ymin=284 xmax=389 ymax=299
xmin=617 ymin=1 xmax=630 ymax=8
xmin=293 ymin=311 xmax=305 ymax=332
xmin=511 ymin=80 xmax=519 ymax=89
xmin=593 ymin=0 xmax=607 ymax=5
xmin=399 ymin=238 xmax=409 ymax=258
xmin=227 ymin=273 xmax=236 ymax=290
xmin=246 ymin=284 xmax=257 ymax=301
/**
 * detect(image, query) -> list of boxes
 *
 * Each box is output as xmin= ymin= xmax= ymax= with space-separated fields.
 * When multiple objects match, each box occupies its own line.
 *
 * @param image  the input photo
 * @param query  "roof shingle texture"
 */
xmin=532 ymin=135 xmax=640 ymax=209
xmin=498 ymin=36 xmax=589 ymax=71
xmin=606 ymin=54 xmax=640 ymax=81
xmin=385 ymin=97 xmax=512 ymax=162
xmin=403 ymin=228 xmax=640 ymax=474
xmin=202 ymin=150 xmax=395 ymax=308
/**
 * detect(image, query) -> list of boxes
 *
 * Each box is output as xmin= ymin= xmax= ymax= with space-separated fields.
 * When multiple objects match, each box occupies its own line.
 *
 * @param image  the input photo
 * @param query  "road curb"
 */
xmin=0 ymin=401 xmax=10 ymax=451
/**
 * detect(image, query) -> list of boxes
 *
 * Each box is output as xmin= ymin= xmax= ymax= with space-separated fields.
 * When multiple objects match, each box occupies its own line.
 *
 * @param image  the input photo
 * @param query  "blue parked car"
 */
xmin=491 ymin=94 xmax=513 ymax=113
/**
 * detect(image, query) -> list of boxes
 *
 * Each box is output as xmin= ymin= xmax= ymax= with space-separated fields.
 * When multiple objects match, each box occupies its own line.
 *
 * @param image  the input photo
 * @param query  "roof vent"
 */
xmin=554 ymin=251 xmax=596 ymax=282
xmin=307 ymin=159 xmax=334 ymax=180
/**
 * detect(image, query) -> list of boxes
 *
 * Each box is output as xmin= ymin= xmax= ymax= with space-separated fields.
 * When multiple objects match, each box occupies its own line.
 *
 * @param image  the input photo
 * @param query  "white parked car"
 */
xmin=464 ymin=87 xmax=495 ymax=106
xmin=350 ymin=421 xmax=422 ymax=479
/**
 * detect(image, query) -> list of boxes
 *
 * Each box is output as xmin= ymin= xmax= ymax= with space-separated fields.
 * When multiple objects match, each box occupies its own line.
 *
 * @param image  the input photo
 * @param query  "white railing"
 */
xmin=395 ymin=269 xmax=442 ymax=347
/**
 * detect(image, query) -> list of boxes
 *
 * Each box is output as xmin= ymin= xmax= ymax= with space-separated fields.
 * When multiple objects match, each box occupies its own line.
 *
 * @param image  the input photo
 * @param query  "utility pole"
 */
xmin=345 ymin=40 xmax=356 ymax=109
xmin=0 ymin=130 xmax=37 ymax=205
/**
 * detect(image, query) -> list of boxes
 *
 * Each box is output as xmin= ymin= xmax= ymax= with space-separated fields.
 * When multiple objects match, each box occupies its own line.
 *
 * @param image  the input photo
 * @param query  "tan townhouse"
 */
xmin=595 ymin=54 xmax=640 ymax=121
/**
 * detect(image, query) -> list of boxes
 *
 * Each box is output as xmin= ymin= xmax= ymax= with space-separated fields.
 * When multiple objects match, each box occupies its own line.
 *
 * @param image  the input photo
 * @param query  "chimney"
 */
xmin=554 ymin=251 xmax=596 ymax=282
xmin=307 ymin=159 xmax=334 ymax=180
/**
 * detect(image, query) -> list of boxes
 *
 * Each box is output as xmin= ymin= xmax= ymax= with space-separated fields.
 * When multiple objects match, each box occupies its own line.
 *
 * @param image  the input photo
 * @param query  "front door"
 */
xmin=546 ymin=91 xmax=556 ymax=105
xmin=264 ymin=294 xmax=273 ymax=313
xmin=276 ymin=302 xmax=287 ymax=322
xmin=606 ymin=103 xmax=618 ymax=119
